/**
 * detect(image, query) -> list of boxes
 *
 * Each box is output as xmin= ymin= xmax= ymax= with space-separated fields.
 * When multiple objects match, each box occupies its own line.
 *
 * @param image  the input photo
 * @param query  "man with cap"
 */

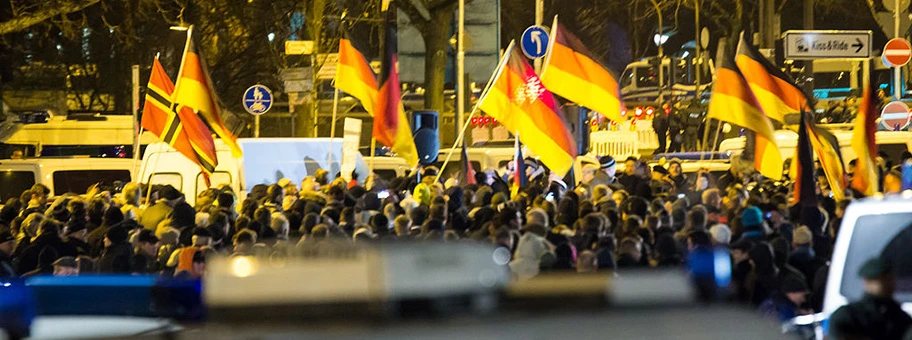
xmin=649 ymin=165 xmax=674 ymax=196
xmin=133 ymin=229 xmax=160 ymax=273
xmin=99 ymin=224 xmax=133 ymax=273
xmin=589 ymin=155 xmax=620 ymax=190
xmin=52 ymin=256 xmax=78 ymax=276
xmin=758 ymin=276 xmax=811 ymax=322
xmin=829 ymin=257 xmax=912 ymax=340
xmin=0 ymin=231 xmax=16 ymax=277
xmin=789 ymin=226 xmax=824 ymax=289
xmin=139 ymin=185 xmax=182 ymax=231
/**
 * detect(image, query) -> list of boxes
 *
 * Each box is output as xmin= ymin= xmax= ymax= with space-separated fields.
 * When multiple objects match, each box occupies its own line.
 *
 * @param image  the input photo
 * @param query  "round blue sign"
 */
xmin=243 ymin=85 xmax=273 ymax=116
xmin=521 ymin=25 xmax=550 ymax=59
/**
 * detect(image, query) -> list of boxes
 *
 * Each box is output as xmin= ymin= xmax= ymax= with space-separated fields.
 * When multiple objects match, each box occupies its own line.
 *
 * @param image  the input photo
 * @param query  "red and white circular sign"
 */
xmin=884 ymin=38 xmax=912 ymax=67
xmin=881 ymin=100 xmax=910 ymax=130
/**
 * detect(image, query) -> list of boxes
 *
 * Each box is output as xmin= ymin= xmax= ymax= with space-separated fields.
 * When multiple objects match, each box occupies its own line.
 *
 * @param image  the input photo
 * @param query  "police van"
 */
xmin=719 ymin=130 xmax=912 ymax=167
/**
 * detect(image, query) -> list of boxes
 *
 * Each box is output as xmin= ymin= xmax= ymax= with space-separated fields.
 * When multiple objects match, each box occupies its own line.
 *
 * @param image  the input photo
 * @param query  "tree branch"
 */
xmin=0 ymin=0 xmax=101 ymax=35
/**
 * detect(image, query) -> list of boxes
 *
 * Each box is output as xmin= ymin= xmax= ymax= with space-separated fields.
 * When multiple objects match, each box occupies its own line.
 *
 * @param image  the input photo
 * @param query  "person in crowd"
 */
xmin=174 ymin=251 xmax=207 ymax=280
xmin=758 ymin=276 xmax=811 ymax=322
xmin=708 ymin=224 xmax=731 ymax=246
xmin=17 ymin=219 xmax=72 ymax=274
xmin=52 ymin=256 xmax=79 ymax=276
xmin=97 ymin=224 xmax=133 ymax=273
xmin=167 ymin=228 xmax=211 ymax=275
xmin=829 ymin=257 xmax=912 ymax=340
xmin=138 ymin=185 xmax=182 ymax=231
xmin=133 ymin=230 xmax=160 ymax=273
xmin=0 ymin=231 xmax=16 ymax=277
xmin=653 ymin=103 xmax=670 ymax=154
xmin=86 ymin=207 xmax=125 ymax=257
xmin=666 ymin=160 xmax=688 ymax=194
xmin=232 ymin=229 xmax=257 ymax=256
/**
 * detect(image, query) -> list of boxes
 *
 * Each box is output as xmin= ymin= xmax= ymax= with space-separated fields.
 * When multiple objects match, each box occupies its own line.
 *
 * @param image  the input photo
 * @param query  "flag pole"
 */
xmin=370 ymin=137 xmax=376 ymax=176
xmin=435 ymin=43 xmax=514 ymax=183
xmin=171 ymin=25 xmax=193 ymax=106
xmin=328 ymin=87 xmax=339 ymax=168
xmin=131 ymin=64 xmax=141 ymax=180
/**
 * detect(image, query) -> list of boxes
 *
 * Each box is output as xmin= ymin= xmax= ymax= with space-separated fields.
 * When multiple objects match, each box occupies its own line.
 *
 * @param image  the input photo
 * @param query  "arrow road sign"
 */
xmin=783 ymin=30 xmax=872 ymax=59
xmin=521 ymin=25 xmax=549 ymax=59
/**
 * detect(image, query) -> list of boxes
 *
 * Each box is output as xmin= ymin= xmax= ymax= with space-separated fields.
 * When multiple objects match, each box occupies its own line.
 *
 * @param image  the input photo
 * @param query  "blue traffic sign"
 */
xmin=243 ymin=85 xmax=273 ymax=116
xmin=521 ymin=25 xmax=550 ymax=59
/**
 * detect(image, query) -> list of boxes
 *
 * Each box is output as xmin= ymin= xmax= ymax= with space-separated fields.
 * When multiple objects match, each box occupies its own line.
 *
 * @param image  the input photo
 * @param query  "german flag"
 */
xmin=334 ymin=30 xmax=378 ymax=119
xmin=735 ymin=33 xmax=807 ymax=122
xmin=141 ymin=58 xmax=218 ymax=184
xmin=808 ymin=120 xmax=848 ymax=200
xmin=477 ymin=41 xmax=577 ymax=177
xmin=852 ymin=66 xmax=879 ymax=196
xmin=461 ymin=140 xmax=476 ymax=185
xmin=372 ymin=18 xmax=419 ymax=167
xmin=173 ymin=26 xmax=242 ymax=158
xmin=540 ymin=16 xmax=623 ymax=122
xmin=789 ymin=112 xmax=817 ymax=206
xmin=707 ymin=56 xmax=782 ymax=180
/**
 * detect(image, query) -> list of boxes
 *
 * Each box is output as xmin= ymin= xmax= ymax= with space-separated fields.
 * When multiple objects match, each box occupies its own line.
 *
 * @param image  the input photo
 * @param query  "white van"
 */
xmin=0 ymin=157 xmax=136 ymax=201
xmin=138 ymin=138 xmax=368 ymax=206
xmin=719 ymin=130 xmax=912 ymax=167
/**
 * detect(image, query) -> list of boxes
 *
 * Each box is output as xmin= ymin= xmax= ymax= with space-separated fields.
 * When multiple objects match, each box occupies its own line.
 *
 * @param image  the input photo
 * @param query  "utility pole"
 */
xmin=457 ymin=0 xmax=466 ymax=141
xmin=651 ymin=0 xmax=664 ymax=103
xmin=534 ymin=0 xmax=543 ymax=72
xmin=803 ymin=0 xmax=814 ymax=92
xmin=694 ymin=0 xmax=701 ymax=100
xmin=894 ymin=0 xmax=903 ymax=99
xmin=312 ymin=0 xmax=324 ymax=137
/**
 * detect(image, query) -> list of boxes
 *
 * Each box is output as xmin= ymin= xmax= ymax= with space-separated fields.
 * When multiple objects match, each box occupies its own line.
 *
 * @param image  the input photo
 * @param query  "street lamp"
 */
xmin=650 ymin=0 xmax=664 ymax=103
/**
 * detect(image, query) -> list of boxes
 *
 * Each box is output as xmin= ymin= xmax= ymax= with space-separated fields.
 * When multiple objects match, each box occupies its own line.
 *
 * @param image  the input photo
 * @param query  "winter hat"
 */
xmin=709 ymin=224 xmax=732 ymax=245
xmin=792 ymin=226 xmax=813 ymax=246
xmin=106 ymin=225 xmax=129 ymax=244
xmin=0 ymin=231 xmax=14 ymax=243
xmin=599 ymin=155 xmax=617 ymax=169
xmin=741 ymin=206 xmax=764 ymax=228
xmin=137 ymin=229 xmax=159 ymax=244
xmin=781 ymin=276 xmax=808 ymax=293
xmin=652 ymin=165 xmax=669 ymax=175
xmin=159 ymin=185 xmax=182 ymax=201
xmin=858 ymin=257 xmax=892 ymax=279
xmin=53 ymin=256 xmax=77 ymax=269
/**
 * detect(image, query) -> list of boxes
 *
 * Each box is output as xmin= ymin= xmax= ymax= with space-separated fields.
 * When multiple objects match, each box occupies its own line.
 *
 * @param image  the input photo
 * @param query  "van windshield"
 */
xmin=841 ymin=213 xmax=912 ymax=304
xmin=53 ymin=170 xmax=131 ymax=196
xmin=0 ymin=171 xmax=36 ymax=201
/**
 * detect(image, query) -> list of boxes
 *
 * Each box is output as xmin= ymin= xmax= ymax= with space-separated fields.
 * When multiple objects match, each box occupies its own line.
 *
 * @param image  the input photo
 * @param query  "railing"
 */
xmin=590 ymin=131 xmax=639 ymax=160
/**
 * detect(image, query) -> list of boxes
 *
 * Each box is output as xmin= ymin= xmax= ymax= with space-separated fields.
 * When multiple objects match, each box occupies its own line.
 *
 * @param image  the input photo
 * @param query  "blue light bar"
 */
xmin=0 ymin=280 xmax=35 ymax=338
xmin=26 ymin=275 xmax=203 ymax=321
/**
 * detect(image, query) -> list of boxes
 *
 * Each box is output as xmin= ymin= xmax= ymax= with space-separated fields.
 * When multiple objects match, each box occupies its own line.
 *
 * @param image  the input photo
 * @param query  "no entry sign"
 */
xmin=881 ymin=100 xmax=910 ymax=130
xmin=884 ymin=38 xmax=912 ymax=67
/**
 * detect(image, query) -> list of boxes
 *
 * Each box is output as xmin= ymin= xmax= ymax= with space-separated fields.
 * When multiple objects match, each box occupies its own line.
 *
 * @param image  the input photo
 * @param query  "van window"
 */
xmin=879 ymin=143 xmax=909 ymax=167
xmin=196 ymin=171 xmax=232 ymax=196
xmin=841 ymin=213 xmax=912 ymax=304
xmin=0 ymin=171 xmax=36 ymax=201
xmin=431 ymin=160 xmax=481 ymax=181
xmin=374 ymin=169 xmax=399 ymax=181
xmin=148 ymin=173 xmax=182 ymax=192
xmin=53 ymin=170 xmax=131 ymax=196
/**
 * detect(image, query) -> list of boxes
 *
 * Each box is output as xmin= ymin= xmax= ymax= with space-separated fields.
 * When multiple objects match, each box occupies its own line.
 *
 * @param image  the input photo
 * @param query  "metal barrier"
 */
xmin=590 ymin=131 xmax=639 ymax=159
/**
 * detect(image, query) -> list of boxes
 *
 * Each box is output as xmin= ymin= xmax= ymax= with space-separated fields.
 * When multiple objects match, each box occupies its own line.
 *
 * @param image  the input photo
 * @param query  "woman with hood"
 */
xmin=509 ymin=224 xmax=553 ymax=281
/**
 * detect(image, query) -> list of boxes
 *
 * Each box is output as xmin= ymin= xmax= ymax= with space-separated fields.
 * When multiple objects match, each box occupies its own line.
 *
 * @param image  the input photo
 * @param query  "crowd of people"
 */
xmin=0 ymin=151 xmax=899 ymax=329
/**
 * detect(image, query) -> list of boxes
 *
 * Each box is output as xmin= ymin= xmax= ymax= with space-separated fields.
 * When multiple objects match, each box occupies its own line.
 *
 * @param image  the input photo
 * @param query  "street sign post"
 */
xmin=883 ymin=38 xmax=912 ymax=67
xmin=521 ymin=25 xmax=549 ymax=59
xmin=243 ymin=85 xmax=273 ymax=138
xmin=782 ymin=30 xmax=872 ymax=59
xmin=881 ymin=101 xmax=910 ymax=130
